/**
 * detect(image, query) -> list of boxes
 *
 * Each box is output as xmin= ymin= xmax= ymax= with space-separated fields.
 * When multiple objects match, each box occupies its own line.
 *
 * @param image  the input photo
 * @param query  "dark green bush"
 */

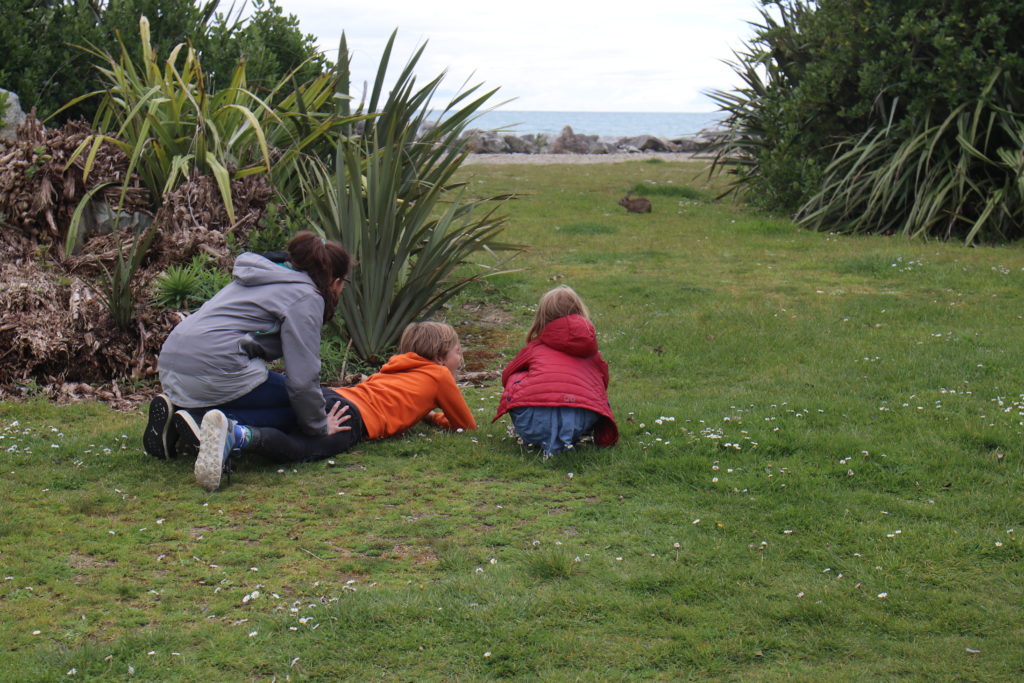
xmin=0 ymin=0 xmax=327 ymax=122
xmin=710 ymin=0 xmax=1024 ymax=243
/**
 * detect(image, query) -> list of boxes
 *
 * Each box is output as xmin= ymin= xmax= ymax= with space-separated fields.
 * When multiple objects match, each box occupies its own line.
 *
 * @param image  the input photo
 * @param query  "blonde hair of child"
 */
xmin=399 ymin=322 xmax=460 ymax=362
xmin=526 ymin=285 xmax=590 ymax=342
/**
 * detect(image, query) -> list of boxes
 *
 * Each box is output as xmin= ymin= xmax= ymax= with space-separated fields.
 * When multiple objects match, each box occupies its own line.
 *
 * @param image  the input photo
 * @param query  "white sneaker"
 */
xmin=195 ymin=410 xmax=235 ymax=492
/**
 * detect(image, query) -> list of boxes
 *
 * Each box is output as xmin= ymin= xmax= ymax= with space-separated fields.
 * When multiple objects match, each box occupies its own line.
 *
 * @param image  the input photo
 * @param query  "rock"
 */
xmin=616 ymin=134 xmax=679 ymax=153
xmin=461 ymin=129 xmax=510 ymax=154
xmin=671 ymin=136 xmax=705 ymax=153
xmin=72 ymin=200 xmax=155 ymax=254
xmin=550 ymin=125 xmax=613 ymax=154
xmin=0 ymin=89 xmax=27 ymax=143
xmin=673 ymin=127 xmax=727 ymax=153
xmin=503 ymin=134 xmax=539 ymax=154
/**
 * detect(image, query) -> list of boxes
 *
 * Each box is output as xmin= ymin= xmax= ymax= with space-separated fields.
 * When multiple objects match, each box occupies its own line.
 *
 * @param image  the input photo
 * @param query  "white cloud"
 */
xmin=274 ymin=0 xmax=764 ymax=112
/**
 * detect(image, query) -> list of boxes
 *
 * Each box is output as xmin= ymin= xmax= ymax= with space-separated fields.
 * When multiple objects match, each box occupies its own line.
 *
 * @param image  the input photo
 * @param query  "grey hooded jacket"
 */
xmin=158 ymin=252 xmax=328 ymax=435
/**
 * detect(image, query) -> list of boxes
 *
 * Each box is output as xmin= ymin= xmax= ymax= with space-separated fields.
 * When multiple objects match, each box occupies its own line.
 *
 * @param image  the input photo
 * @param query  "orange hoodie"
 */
xmin=330 ymin=352 xmax=476 ymax=439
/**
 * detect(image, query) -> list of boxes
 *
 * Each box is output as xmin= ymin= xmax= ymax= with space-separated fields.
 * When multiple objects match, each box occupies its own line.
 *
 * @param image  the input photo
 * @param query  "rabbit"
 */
xmin=619 ymin=192 xmax=652 ymax=213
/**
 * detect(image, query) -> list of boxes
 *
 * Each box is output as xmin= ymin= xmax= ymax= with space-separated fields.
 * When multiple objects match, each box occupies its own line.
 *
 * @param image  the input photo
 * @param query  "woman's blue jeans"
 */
xmin=182 ymin=371 xmax=299 ymax=431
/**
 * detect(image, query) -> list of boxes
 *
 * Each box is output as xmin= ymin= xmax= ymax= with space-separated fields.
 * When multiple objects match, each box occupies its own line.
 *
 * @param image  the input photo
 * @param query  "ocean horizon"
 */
xmin=452 ymin=110 xmax=724 ymax=139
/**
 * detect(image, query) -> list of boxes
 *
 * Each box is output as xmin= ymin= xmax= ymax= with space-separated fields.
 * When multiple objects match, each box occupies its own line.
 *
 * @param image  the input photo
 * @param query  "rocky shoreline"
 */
xmin=458 ymin=124 xmax=723 ymax=157
xmin=462 ymin=151 xmax=706 ymax=165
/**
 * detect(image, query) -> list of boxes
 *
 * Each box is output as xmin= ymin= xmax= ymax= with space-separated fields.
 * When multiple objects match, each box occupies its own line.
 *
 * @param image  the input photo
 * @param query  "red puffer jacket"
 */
xmin=493 ymin=314 xmax=619 ymax=446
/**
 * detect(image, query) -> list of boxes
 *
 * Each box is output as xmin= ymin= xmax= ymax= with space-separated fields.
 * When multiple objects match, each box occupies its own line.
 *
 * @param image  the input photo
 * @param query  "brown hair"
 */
xmin=526 ymin=285 xmax=590 ymax=342
xmin=399 ymin=322 xmax=460 ymax=362
xmin=287 ymin=231 xmax=351 ymax=323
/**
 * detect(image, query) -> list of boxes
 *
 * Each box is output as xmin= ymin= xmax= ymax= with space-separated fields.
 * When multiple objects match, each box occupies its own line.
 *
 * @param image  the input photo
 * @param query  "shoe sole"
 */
xmin=173 ymin=411 xmax=201 ymax=461
xmin=143 ymin=395 xmax=174 ymax=459
xmin=195 ymin=411 xmax=229 ymax=492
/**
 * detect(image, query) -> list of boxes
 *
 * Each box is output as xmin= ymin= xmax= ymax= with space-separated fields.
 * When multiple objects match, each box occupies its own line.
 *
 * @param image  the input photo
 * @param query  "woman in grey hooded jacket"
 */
xmin=144 ymin=231 xmax=352 ymax=460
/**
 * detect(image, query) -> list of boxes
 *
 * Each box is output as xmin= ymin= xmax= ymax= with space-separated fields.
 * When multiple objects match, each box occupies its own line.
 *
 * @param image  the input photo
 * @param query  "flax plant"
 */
xmin=63 ymin=15 xmax=358 ymax=254
xmin=798 ymin=70 xmax=1024 ymax=244
xmin=58 ymin=16 xmax=361 ymax=328
xmin=304 ymin=32 xmax=516 ymax=362
xmin=707 ymin=1 xmax=815 ymax=204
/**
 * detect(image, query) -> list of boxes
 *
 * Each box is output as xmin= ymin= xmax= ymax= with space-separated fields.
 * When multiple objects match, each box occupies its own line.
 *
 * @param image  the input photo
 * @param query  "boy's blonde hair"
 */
xmin=399 ymin=322 xmax=459 ymax=361
xmin=526 ymin=285 xmax=590 ymax=342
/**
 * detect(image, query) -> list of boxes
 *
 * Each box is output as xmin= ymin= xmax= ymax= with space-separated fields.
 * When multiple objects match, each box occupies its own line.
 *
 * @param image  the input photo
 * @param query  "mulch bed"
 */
xmin=0 ymin=116 xmax=272 ymax=409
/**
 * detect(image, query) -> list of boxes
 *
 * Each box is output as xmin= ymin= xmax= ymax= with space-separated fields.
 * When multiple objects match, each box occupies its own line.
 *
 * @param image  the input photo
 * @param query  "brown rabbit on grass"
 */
xmin=619 ymin=192 xmax=652 ymax=213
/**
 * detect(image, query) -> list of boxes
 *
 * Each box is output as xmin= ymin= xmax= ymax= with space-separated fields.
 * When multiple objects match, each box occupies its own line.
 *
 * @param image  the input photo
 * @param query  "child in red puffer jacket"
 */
xmin=493 ymin=286 xmax=618 ymax=457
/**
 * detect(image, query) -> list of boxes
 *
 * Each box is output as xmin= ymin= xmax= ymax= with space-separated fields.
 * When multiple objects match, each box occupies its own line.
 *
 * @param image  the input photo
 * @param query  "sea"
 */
xmin=455 ymin=110 xmax=725 ymax=139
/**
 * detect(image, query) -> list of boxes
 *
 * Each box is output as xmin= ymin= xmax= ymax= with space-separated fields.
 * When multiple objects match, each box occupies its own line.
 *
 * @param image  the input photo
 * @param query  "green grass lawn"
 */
xmin=2 ymin=159 xmax=1023 ymax=680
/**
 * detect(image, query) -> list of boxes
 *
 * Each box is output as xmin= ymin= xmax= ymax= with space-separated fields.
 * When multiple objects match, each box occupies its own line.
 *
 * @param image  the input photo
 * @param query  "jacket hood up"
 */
xmin=537 ymin=315 xmax=598 ymax=357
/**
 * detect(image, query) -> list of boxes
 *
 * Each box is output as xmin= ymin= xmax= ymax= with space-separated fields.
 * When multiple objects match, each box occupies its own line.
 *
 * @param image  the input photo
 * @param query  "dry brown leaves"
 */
xmin=0 ymin=260 xmax=178 ymax=405
xmin=0 ymin=119 xmax=275 ymax=409
xmin=0 ymin=114 xmax=150 ymax=255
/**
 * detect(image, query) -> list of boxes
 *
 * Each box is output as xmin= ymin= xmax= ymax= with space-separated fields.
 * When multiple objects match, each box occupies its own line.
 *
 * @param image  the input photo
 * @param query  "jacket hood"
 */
xmin=538 ymin=314 xmax=598 ymax=357
xmin=379 ymin=352 xmax=442 ymax=374
xmin=232 ymin=252 xmax=317 ymax=289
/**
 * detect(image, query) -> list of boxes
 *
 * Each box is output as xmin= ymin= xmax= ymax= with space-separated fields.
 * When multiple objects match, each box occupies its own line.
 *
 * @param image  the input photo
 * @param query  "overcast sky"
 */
xmin=274 ymin=0 xmax=765 ymax=113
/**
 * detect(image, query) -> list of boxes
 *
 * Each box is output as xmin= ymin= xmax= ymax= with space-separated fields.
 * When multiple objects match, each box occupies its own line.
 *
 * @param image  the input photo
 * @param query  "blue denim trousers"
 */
xmin=178 ymin=371 xmax=299 ymax=431
xmin=509 ymin=406 xmax=599 ymax=455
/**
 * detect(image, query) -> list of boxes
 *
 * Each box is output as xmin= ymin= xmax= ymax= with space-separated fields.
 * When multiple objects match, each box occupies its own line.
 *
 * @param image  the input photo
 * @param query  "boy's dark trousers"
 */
xmin=247 ymin=391 xmax=366 ymax=463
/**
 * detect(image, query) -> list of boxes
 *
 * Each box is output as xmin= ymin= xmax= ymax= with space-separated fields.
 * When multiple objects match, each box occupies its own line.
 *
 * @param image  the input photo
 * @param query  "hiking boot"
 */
xmin=195 ymin=410 xmax=235 ymax=492
xmin=143 ymin=394 xmax=176 ymax=459
xmin=172 ymin=410 xmax=201 ymax=461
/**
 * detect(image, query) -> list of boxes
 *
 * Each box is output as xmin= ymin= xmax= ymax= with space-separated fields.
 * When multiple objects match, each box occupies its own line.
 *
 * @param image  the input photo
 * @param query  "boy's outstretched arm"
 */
xmin=427 ymin=375 xmax=477 ymax=431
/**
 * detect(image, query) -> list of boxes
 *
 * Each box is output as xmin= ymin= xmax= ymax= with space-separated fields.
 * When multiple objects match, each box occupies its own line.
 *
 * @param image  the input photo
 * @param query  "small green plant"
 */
xmin=246 ymin=204 xmax=296 ymax=254
xmin=319 ymin=333 xmax=357 ymax=383
xmin=152 ymin=254 xmax=231 ymax=311
xmin=94 ymin=223 xmax=158 ymax=329
xmin=24 ymin=146 xmax=51 ymax=179
xmin=522 ymin=545 xmax=581 ymax=580
xmin=152 ymin=264 xmax=201 ymax=311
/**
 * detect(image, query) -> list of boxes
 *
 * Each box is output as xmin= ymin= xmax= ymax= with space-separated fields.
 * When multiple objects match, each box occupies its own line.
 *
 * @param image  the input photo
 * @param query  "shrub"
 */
xmin=710 ymin=0 xmax=1024 ymax=243
xmin=0 ymin=0 xmax=327 ymax=122
xmin=66 ymin=16 xmax=350 ymax=229
xmin=303 ymin=32 xmax=517 ymax=363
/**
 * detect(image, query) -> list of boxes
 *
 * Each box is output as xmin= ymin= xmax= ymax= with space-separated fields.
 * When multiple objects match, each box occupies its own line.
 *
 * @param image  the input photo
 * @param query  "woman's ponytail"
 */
xmin=286 ymin=231 xmax=351 ymax=323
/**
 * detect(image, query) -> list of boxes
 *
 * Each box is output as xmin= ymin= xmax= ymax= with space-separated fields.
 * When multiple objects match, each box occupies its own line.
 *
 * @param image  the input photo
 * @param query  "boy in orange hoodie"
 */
xmin=193 ymin=322 xmax=476 ymax=491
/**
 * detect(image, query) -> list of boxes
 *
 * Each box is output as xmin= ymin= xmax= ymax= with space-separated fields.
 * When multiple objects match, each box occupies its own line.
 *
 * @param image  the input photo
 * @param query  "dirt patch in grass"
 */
xmin=389 ymin=544 xmax=439 ymax=564
xmin=455 ymin=300 xmax=517 ymax=373
xmin=69 ymin=552 xmax=115 ymax=569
